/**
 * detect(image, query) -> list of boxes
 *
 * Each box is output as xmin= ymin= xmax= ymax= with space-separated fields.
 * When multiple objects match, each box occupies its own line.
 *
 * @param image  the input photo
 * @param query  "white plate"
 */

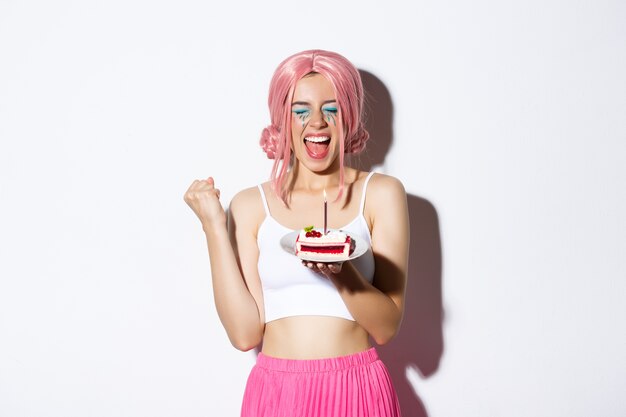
xmin=280 ymin=230 xmax=368 ymax=262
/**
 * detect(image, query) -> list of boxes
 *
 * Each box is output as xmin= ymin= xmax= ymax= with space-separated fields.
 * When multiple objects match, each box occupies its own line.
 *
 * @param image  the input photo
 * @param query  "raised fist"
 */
xmin=183 ymin=177 xmax=226 ymax=231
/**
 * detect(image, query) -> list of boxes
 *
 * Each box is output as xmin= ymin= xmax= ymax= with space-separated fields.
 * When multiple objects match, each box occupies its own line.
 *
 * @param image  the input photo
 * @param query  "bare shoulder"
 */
xmin=367 ymin=174 xmax=409 ymax=254
xmin=230 ymin=185 xmax=263 ymax=209
xmin=368 ymin=173 xmax=407 ymax=202
xmin=365 ymin=173 xmax=408 ymax=228
xmin=228 ymin=185 xmax=266 ymax=231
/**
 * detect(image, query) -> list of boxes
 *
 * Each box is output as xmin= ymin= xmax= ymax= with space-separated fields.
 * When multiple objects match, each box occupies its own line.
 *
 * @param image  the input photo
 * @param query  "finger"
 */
xmin=199 ymin=177 xmax=214 ymax=190
xmin=315 ymin=262 xmax=341 ymax=275
xmin=185 ymin=180 xmax=200 ymax=194
xmin=309 ymin=263 xmax=323 ymax=273
xmin=317 ymin=263 xmax=334 ymax=276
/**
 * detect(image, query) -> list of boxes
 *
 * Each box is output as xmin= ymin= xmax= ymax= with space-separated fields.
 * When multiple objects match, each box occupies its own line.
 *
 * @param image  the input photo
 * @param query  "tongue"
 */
xmin=305 ymin=141 xmax=329 ymax=155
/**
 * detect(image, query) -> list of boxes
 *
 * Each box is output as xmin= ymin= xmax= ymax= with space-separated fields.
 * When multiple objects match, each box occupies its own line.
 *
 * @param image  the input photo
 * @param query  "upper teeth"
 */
xmin=305 ymin=136 xmax=330 ymax=143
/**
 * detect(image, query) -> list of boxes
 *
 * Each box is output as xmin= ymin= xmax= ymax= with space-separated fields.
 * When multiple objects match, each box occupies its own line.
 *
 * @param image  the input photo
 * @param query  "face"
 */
xmin=290 ymin=73 xmax=340 ymax=172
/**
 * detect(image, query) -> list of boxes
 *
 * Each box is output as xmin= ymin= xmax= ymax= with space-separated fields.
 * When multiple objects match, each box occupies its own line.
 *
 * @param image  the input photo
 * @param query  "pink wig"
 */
xmin=259 ymin=49 xmax=369 ymax=204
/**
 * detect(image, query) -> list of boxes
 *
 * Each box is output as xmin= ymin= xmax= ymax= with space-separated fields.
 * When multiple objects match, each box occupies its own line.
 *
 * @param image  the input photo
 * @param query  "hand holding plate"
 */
xmin=302 ymin=260 xmax=344 ymax=276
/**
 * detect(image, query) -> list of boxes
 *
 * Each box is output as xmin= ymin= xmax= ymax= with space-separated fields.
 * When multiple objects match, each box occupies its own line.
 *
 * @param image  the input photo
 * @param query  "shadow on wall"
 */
xmin=349 ymin=70 xmax=445 ymax=417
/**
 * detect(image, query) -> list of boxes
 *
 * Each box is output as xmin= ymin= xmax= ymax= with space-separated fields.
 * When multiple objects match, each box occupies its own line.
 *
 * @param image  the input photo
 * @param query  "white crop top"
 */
xmin=256 ymin=171 xmax=376 ymax=323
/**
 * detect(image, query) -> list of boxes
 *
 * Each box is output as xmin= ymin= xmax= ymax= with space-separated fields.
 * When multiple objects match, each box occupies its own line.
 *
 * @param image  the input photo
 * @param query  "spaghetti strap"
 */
xmin=257 ymin=184 xmax=270 ymax=216
xmin=359 ymin=172 xmax=376 ymax=214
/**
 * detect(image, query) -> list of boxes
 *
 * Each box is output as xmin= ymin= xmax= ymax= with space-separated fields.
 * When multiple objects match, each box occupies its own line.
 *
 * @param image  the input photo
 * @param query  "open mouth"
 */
xmin=304 ymin=136 xmax=331 ymax=159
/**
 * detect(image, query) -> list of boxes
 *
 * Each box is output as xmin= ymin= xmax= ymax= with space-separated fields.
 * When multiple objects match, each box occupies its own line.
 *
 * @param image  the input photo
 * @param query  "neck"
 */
xmin=288 ymin=160 xmax=344 ymax=194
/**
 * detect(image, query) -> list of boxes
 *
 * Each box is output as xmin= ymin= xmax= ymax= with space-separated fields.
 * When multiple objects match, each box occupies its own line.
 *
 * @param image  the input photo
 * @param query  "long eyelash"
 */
xmin=322 ymin=107 xmax=338 ymax=126
xmin=292 ymin=108 xmax=338 ymax=127
xmin=293 ymin=109 xmax=309 ymax=127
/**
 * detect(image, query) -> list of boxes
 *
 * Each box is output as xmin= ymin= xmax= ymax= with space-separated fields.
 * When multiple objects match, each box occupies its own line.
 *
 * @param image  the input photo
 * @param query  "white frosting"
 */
xmin=298 ymin=229 xmax=347 ymax=244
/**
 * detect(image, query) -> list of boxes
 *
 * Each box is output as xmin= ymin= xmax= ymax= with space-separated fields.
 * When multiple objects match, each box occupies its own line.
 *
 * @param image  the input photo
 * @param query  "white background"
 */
xmin=1 ymin=1 xmax=625 ymax=416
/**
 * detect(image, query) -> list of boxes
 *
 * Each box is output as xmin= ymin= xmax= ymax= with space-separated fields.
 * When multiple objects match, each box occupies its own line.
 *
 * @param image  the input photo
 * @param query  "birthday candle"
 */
xmin=323 ymin=189 xmax=327 ymax=235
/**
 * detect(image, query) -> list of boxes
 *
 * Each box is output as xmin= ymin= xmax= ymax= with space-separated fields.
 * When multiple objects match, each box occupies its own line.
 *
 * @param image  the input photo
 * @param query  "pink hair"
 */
xmin=259 ymin=49 xmax=369 ymax=204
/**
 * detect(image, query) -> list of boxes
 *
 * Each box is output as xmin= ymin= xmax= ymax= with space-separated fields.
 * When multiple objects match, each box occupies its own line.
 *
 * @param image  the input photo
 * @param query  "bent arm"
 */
xmin=204 ymin=190 xmax=265 ymax=351
xmin=327 ymin=175 xmax=409 ymax=345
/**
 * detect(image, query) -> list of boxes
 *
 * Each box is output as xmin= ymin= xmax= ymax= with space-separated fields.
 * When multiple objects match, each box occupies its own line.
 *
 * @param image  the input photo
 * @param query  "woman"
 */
xmin=184 ymin=50 xmax=409 ymax=417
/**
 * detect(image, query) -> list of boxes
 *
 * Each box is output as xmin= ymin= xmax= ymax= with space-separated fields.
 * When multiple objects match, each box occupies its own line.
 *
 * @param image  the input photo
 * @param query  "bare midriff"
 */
xmin=261 ymin=316 xmax=372 ymax=359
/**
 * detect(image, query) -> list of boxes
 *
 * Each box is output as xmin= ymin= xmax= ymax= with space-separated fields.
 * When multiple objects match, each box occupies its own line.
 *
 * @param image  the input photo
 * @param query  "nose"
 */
xmin=309 ymin=109 xmax=328 ymax=128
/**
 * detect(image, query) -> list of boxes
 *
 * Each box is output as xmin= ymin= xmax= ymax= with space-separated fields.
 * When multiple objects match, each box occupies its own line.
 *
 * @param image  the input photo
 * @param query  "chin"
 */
xmin=307 ymin=157 xmax=340 ymax=174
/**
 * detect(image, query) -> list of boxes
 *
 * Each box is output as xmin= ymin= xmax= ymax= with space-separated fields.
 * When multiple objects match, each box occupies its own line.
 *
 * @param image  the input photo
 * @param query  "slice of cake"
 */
xmin=295 ymin=226 xmax=354 ymax=260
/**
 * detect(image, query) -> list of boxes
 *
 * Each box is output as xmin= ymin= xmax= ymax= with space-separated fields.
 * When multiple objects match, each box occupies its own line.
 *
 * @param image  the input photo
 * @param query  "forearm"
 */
xmin=329 ymin=262 xmax=403 ymax=345
xmin=204 ymin=224 xmax=263 ymax=350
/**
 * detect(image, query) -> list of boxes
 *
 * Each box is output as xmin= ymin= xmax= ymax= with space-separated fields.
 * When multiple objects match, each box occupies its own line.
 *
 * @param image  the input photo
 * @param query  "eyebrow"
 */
xmin=291 ymin=100 xmax=337 ymax=106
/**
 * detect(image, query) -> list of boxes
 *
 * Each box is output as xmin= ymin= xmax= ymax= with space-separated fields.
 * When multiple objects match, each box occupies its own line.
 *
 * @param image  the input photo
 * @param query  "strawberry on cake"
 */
xmin=295 ymin=226 xmax=354 ymax=260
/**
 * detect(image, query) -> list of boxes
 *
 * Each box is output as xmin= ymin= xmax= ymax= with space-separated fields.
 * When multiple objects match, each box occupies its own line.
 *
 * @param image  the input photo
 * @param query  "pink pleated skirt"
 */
xmin=241 ymin=347 xmax=401 ymax=417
